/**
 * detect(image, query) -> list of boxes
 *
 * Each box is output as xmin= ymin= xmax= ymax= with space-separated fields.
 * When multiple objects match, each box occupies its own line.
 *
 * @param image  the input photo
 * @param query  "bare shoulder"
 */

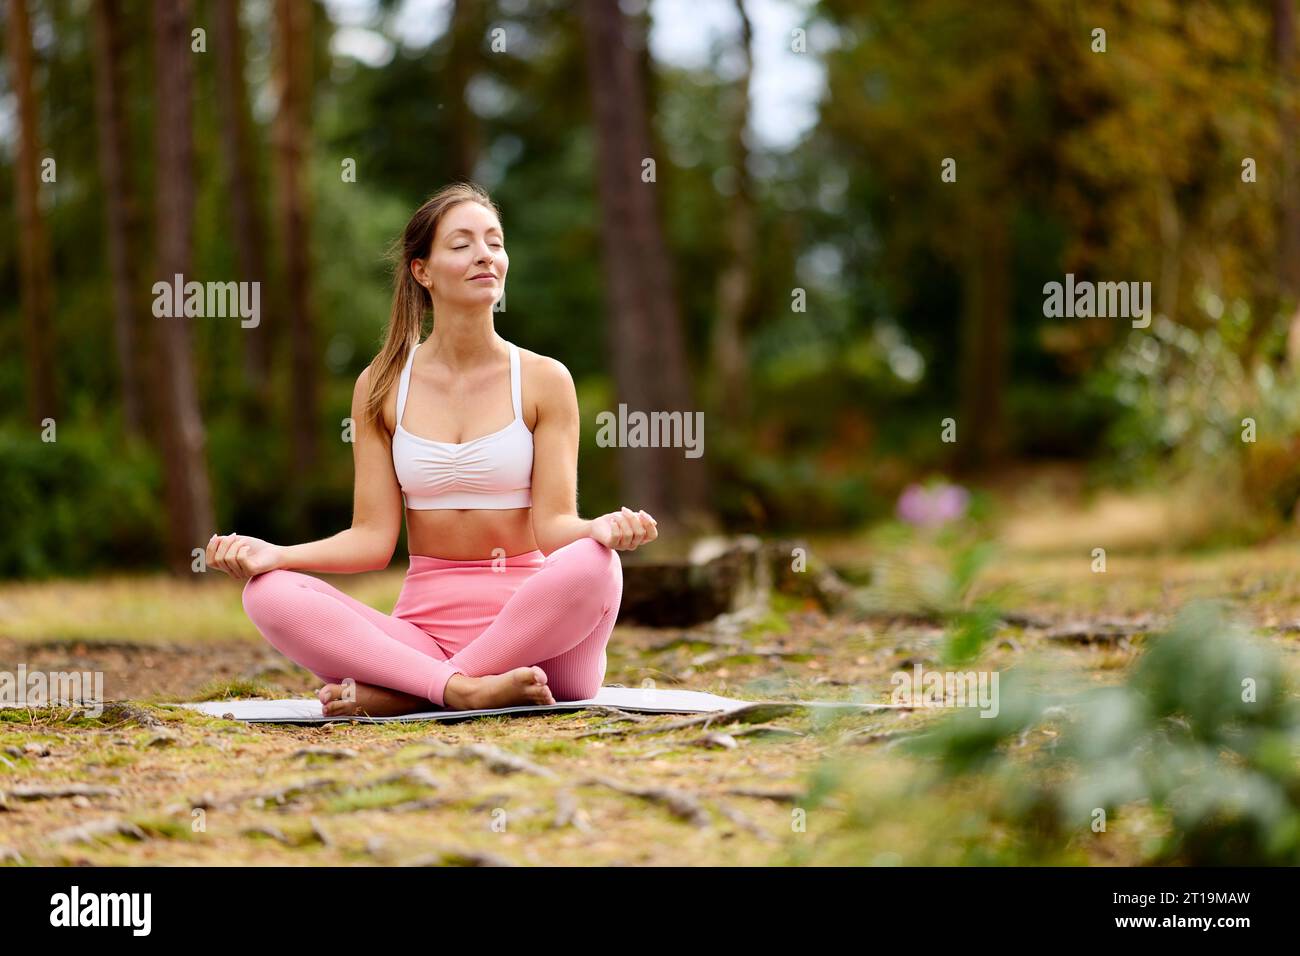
xmin=353 ymin=361 xmax=395 ymax=435
xmin=354 ymin=362 xmax=374 ymax=395
xmin=518 ymin=347 xmax=575 ymax=393
xmin=517 ymin=348 xmax=577 ymax=425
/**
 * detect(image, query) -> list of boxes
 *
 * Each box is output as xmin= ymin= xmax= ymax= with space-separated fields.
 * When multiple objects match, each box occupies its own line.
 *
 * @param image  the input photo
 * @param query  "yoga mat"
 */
xmin=176 ymin=685 xmax=773 ymax=725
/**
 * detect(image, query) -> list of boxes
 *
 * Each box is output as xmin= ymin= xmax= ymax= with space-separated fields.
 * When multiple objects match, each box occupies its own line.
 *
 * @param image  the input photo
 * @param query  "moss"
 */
xmin=743 ymin=608 xmax=792 ymax=640
xmin=190 ymin=678 xmax=280 ymax=702
xmin=324 ymin=782 xmax=430 ymax=814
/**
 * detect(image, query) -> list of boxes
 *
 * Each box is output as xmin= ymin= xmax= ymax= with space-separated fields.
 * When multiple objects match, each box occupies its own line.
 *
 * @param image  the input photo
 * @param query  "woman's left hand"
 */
xmin=590 ymin=507 xmax=658 ymax=551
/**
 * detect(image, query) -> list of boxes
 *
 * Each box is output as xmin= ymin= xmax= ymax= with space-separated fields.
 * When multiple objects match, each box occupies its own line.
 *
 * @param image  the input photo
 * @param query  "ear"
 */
xmin=410 ymin=257 xmax=432 ymax=291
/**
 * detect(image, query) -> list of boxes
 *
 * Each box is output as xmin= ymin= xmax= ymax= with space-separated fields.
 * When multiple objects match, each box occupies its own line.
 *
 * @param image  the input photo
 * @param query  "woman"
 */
xmin=205 ymin=182 xmax=657 ymax=717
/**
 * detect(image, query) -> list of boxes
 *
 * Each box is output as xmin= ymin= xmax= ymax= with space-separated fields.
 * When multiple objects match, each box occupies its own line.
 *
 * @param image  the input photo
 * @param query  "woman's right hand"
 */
xmin=207 ymin=533 xmax=285 ymax=580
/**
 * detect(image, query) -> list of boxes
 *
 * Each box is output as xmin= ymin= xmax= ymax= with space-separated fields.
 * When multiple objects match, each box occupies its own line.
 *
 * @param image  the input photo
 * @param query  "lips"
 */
xmin=469 ymin=274 xmax=496 ymax=281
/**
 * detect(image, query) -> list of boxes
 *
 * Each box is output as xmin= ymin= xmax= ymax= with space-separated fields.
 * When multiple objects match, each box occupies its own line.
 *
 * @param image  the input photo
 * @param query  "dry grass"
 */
xmin=4 ymin=473 xmax=1299 ymax=865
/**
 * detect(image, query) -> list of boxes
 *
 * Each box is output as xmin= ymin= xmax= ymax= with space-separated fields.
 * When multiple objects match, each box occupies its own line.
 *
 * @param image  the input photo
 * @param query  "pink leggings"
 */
xmin=241 ymin=536 xmax=623 ymax=707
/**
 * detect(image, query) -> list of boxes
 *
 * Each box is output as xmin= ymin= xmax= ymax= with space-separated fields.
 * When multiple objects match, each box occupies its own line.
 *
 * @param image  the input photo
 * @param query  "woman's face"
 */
xmin=415 ymin=201 xmax=507 ymax=309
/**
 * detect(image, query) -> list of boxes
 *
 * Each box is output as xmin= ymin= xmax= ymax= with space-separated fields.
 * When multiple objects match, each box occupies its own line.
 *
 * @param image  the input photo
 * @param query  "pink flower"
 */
xmin=896 ymin=481 xmax=970 ymax=528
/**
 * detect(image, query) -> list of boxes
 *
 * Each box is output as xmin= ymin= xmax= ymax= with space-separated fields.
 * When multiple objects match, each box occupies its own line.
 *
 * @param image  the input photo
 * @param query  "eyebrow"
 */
xmin=448 ymin=227 xmax=503 ymax=238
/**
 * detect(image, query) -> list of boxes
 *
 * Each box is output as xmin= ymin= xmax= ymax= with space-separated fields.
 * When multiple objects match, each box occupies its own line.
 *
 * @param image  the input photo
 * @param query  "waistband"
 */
xmin=406 ymin=548 xmax=545 ymax=571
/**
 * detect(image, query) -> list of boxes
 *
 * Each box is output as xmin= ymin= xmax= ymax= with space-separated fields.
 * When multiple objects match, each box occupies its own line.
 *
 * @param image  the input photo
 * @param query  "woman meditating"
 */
xmin=204 ymin=182 xmax=657 ymax=717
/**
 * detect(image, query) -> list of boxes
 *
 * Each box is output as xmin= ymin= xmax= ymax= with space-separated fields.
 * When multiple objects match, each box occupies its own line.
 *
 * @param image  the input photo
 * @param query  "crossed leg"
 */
xmin=241 ymin=568 xmax=454 ymax=700
xmin=241 ymin=536 xmax=623 ymax=713
xmin=441 ymin=537 xmax=623 ymax=701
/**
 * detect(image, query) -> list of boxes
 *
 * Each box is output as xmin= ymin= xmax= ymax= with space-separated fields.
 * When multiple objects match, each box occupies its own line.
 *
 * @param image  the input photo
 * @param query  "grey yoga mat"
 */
xmin=177 ymin=685 xmax=776 ymax=725
xmin=176 ymin=686 xmax=886 ymax=724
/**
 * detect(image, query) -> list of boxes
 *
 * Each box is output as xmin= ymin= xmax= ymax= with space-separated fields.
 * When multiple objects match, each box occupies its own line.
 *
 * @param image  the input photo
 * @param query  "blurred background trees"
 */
xmin=1 ymin=0 xmax=1298 ymax=578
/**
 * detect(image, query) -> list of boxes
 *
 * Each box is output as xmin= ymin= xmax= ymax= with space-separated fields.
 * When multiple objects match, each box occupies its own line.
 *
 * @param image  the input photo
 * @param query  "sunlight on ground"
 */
xmin=0 ymin=569 xmax=409 ymax=644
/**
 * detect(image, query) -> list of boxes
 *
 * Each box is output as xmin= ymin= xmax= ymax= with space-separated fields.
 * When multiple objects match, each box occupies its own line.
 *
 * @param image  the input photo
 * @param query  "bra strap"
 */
xmin=395 ymin=339 xmax=418 ymax=425
xmin=509 ymin=342 xmax=522 ymax=420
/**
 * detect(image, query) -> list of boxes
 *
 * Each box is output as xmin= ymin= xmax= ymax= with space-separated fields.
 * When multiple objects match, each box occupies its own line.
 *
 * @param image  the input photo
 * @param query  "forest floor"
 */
xmin=3 ymin=462 xmax=1300 ymax=865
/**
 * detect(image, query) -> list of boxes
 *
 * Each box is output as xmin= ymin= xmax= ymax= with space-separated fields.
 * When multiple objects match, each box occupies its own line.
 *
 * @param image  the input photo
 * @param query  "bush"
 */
xmin=809 ymin=600 xmax=1300 ymax=864
xmin=1090 ymin=298 xmax=1300 ymax=535
xmin=0 ymin=423 xmax=163 ymax=579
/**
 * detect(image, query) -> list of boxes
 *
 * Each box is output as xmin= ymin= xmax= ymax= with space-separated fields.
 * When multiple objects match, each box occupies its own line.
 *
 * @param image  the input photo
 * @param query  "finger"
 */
xmin=624 ymin=512 xmax=647 ymax=547
xmin=232 ymin=545 xmax=249 ymax=580
xmin=621 ymin=507 xmax=643 ymax=543
xmin=217 ymin=535 xmax=243 ymax=573
xmin=610 ymin=514 xmax=629 ymax=548
xmin=206 ymin=534 xmax=218 ymax=570
xmin=214 ymin=534 xmax=236 ymax=568
xmin=209 ymin=534 xmax=227 ymax=571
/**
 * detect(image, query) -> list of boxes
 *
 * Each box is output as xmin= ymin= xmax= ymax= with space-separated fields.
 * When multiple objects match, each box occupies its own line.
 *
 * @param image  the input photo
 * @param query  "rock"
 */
xmin=619 ymin=535 xmax=774 ymax=626
xmin=619 ymin=535 xmax=858 ymax=627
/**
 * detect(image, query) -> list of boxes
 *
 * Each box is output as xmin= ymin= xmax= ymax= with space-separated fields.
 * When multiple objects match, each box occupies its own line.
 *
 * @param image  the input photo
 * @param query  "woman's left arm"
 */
xmin=528 ymin=355 xmax=657 ymax=555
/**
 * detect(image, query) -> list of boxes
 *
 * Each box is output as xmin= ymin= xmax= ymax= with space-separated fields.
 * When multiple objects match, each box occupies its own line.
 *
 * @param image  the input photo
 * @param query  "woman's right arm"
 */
xmin=275 ymin=365 xmax=403 ymax=574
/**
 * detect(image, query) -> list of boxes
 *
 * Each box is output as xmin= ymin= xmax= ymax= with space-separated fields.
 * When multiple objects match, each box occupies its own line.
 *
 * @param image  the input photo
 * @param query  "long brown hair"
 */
xmin=363 ymin=181 xmax=503 ymax=428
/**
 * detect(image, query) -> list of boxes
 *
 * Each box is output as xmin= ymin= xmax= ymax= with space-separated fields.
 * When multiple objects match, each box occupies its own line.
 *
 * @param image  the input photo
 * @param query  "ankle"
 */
xmin=444 ymin=672 xmax=475 ymax=708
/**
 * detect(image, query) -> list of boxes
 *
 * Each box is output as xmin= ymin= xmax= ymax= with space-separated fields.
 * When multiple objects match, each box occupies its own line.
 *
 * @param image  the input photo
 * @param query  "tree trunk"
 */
xmin=273 ymin=0 xmax=320 ymax=485
xmin=5 ymin=0 xmax=58 ymax=426
xmin=90 ymin=0 xmax=148 ymax=439
xmin=579 ymin=0 xmax=713 ymax=534
xmin=153 ymin=0 xmax=216 ymax=574
xmin=446 ymin=0 xmax=483 ymax=181
xmin=1279 ymin=0 xmax=1300 ymax=293
xmin=1275 ymin=0 xmax=1300 ymax=366
xmin=955 ymin=205 xmax=1011 ymax=473
xmin=711 ymin=0 xmax=759 ymax=431
xmin=214 ymin=0 xmax=274 ymax=402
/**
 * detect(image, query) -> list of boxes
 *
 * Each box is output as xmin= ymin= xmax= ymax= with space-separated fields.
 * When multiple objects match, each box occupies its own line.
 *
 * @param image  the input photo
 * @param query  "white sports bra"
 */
xmin=392 ymin=338 xmax=534 ymax=510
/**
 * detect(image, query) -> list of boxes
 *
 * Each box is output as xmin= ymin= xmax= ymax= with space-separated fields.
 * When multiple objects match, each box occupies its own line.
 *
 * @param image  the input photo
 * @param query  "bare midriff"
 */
xmin=405 ymin=506 xmax=539 ymax=560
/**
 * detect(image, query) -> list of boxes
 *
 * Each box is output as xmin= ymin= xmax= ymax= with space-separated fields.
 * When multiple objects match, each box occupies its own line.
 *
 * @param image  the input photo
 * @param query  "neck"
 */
xmin=423 ymin=302 xmax=503 ymax=366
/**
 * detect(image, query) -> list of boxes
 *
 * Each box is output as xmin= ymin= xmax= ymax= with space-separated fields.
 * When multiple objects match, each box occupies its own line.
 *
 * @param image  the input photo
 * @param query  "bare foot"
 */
xmin=444 ymin=666 xmax=555 ymax=710
xmin=317 ymin=678 xmax=431 ymax=718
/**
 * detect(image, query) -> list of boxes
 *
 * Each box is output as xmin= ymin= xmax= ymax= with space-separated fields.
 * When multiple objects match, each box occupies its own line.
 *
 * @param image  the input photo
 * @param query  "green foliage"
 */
xmin=0 ymin=424 xmax=162 ymax=578
xmin=4 ymin=1 xmax=1299 ymax=573
xmin=892 ymin=601 xmax=1300 ymax=864
xmin=1092 ymin=296 xmax=1300 ymax=535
